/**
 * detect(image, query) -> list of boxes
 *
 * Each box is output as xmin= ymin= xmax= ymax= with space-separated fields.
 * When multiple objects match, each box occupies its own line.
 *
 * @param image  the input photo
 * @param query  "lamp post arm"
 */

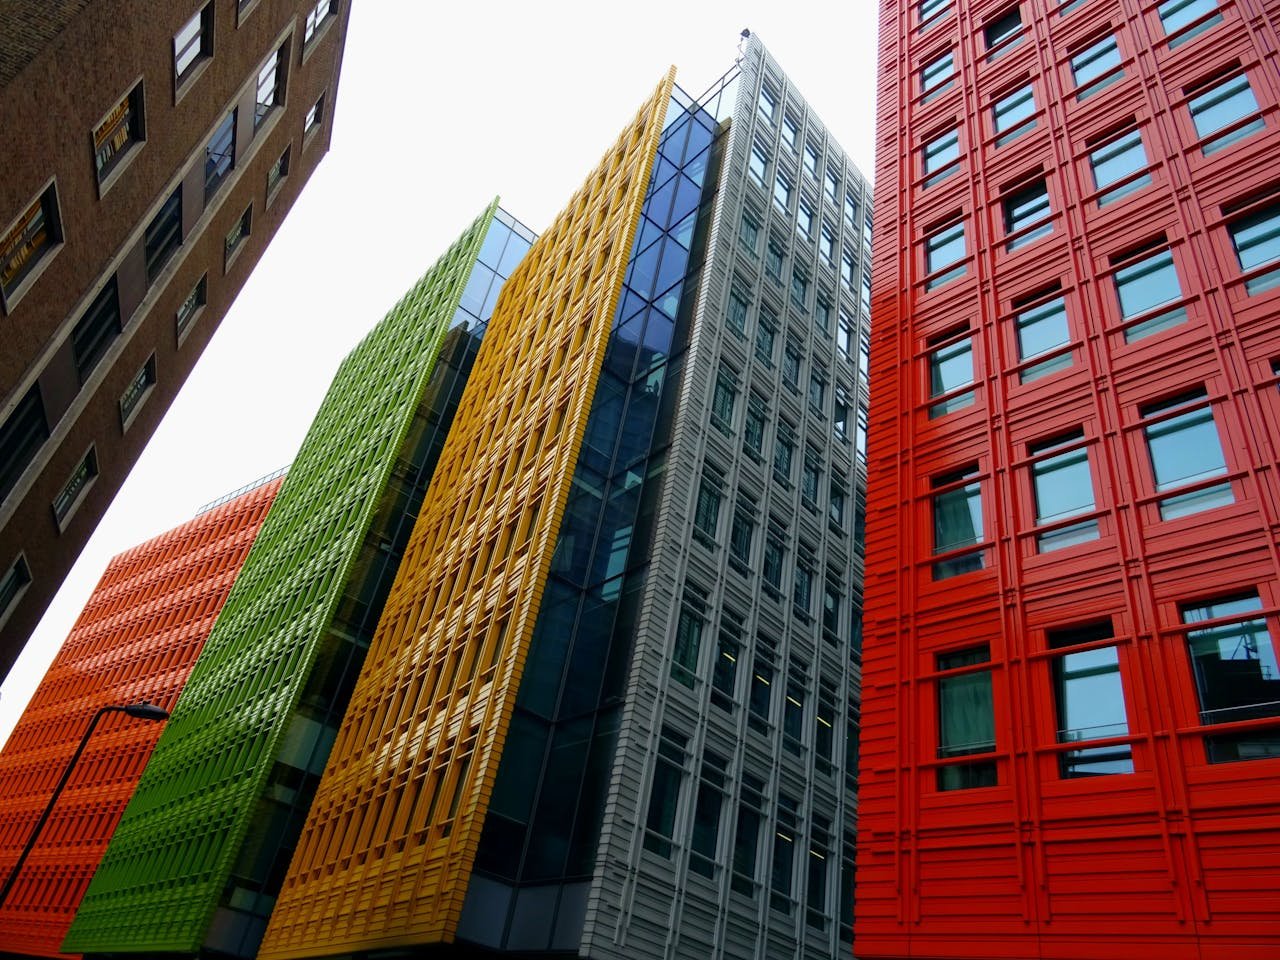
xmin=0 ymin=705 xmax=121 ymax=907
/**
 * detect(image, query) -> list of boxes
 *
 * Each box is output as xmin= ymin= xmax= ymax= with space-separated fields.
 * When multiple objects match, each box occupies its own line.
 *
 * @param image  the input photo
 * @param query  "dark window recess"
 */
xmin=255 ymin=46 xmax=284 ymax=127
xmin=0 ymin=556 xmax=31 ymax=619
xmin=120 ymin=356 xmax=157 ymax=426
xmin=144 ymin=187 xmax=183 ymax=284
xmin=226 ymin=205 xmax=252 ymax=262
xmin=0 ymin=385 xmax=49 ymax=504
xmin=177 ymin=274 xmax=207 ymax=338
xmin=305 ymin=94 xmax=325 ymax=135
xmin=268 ymin=146 xmax=291 ymax=195
xmin=53 ymin=448 xmax=98 ymax=524
xmin=94 ymin=83 xmax=145 ymax=183
xmin=205 ymin=109 xmax=236 ymax=201
xmin=72 ymin=278 xmax=122 ymax=383
xmin=1 ymin=186 xmax=61 ymax=303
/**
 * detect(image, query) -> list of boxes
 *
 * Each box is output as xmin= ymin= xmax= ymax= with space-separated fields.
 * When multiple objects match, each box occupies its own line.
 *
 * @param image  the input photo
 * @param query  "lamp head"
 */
xmin=123 ymin=702 xmax=169 ymax=721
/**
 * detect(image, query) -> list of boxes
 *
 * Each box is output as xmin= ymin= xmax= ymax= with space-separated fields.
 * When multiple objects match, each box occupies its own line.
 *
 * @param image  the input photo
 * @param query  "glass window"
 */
xmin=1114 ymin=246 xmax=1186 ymax=341
xmin=643 ymin=728 xmax=687 ymax=856
xmin=783 ymin=342 xmax=802 ymax=387
xmin=1188 ymin=73 xmax=1264 ymax=155
xmin=204 ymin=109 xmax=236 ymax=201
xmin=919 ymin=0 xmax=952 ymax=30
xmin=782 ymin=114 xmax=799 ymax=152
xmin=819 ymin=225 xmax=835 ymax=264
xmin=671 ymin=592 xmax=706 ymax=687
xmin=758 ymin=86 xmax=777 ymax=124
xmin=765 ymin=240 xmax=784 ymax=281
xmin=774 ymin=428 xmax=795 ymax=483
xmin=72 ymin=279 xmax=121 ymax=383
xmin=928 ymin=332 xmax=974 ymax=417
xmin=921 ymin=50 xmax=955 ymax=102
xmin=837 ymin=311 xmax=854 ymax=357
xmin=749 ymin=142 xmax=768 ymax=183
xmin=793 ymin=561 xmax=813 ymax=614
xmin=730 ymin=507 xmax=754 ymax=567
xmin=755 ymin=319 xmax=775 ymax=365
xmin=1090 ymin=127 xmax=1151 ymax=206
xmin=804 ymin=143 xmax=819 ymax=176
xmin=784 ymin=675 xmax=806 ymax=744
xmin=993 ymin=84 xmax=1036 ymax=146
xmin=1182 ymin=594 xmax=1280 ymax=762
xmin=802 ymin=456 xmax=820 ymax=504
xmin=791 ymin=268 xmax=809 ymax=309
xmin=744 ymin=398 xmax=766 ymax=458
xmin=749 ymin=660 xmax=774 ymax=725
xmin=176 ymin=274 xmax=207 ymax=340
xmin=267 ymin=145 xmax=291 ymax=198
xmin=808 ymin=373 xmax=825 ymax=412
xmin=0 ymin=555 xmax=31 ymax=621
xmin=1 ymin=185 xmax=61 ymax=306
xmin=1014 ymin=292 xmax=1071 ymax=381
xmin=1142 ymin=391 xmax=1232 ymax=519
xmin=1029 ymin=431 xmax=1098 ymax=551
xmin=304 ymin=0 xmax=336 ymax=44
xmin=731 ymin=776 xmax=764 ymax=895
xmin=859 ymin=333 xmax=871 ymax=381
xmin=840 ymin=250 xmax=854 ymax=289
xmin=711 ymin=371 xmax=736 ymax=430
xmin=932 ymin=466 xmax=983 ymax=579
xmin=174 ymin=4 xmax=212 ymax=81
xmin=1049 ymin=626 xmax=1133 ymax=776
xmin=1229 ymin=205 xmax=1280 ymax=295
xmin=727 ymin=289 xmax=748 ymax=334
xmin=739 ymin=211 xmax=760 ymax=254
xmin=763 ymin=536 xmax=785 ymax=591
xmin=119 ymin=355 xmax=157 ymax=427
xmin=712 ymin=611 xmax=743 ymax=709
xmin=829 ymin=481 xmax=846 ymax=527
xmin=52 ymin=447 xmax=98 ymax=524
xmin=806 ymin=817 xmax=831 ymax=929
xmin=255 ymin=46 xmax=284 ymax=128
xmin=922 ymin=128 xmax=960 ymax=187
xmin=773 ymin=171 xmax=792 ymax=212
xmin=824 ymin=168 xmax=840 ymax=204
xmin=93 ymin=83 xmax=145 ymax=183
xmin=144 ymin=187 xmax=182 ymax=284
xmin=1071 ymin=35 xmax=1123 ymax=101
xmin=936 ymin=647 xmax=997 ymax=789
xmin=225 ymin=204 xmax=252 ymax=264
xmin=305 ymin=93 xmax=326 ymax=135
xmin=0 ymin=386 xmax=48 ymax=505
xmin=797 ymin=198 xmax=813 ymax=238
xmin=834 ymin=391 xmax=849 ymax=440
xmin=985 ymin=8 xmax=1023 ymax=52
xmin=925 ymin=220 xmax=966 ymax=289
xmin=856 ymin=409 xmax=868 ymax=461
xmin=1003 ymin=180 xmax=1052 ymax=250
xmin=1158 ymin=0 xmax=1222 ymax=46
xmin=689 ymin=753 xmax=727 ymax=877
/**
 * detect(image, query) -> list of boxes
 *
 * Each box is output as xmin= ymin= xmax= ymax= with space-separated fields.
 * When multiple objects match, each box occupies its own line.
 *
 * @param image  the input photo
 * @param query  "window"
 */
xmin=72 ymin=279 xmax=121 ymax=383
xmin=225 ymin=204 xmax=252 ymax=266
xmin=1158 ymin=0 xmax=1222 ymax=47
xmin=1070 ymin=35 xmax=1123 ymax=101
xmin=758 ymin=85 xmax=777 ymax=124
xmin=802 ymin=454 xmax=820 ymax=504
xmin=824 ymin=168 xmax=840 ymax=204
xmin=255 ymin=45 xmax=285 ymax=128
xmin=1113 ymin=244 xmax=1185 ymax=341
xmin=1229 ymin=204 xmax=1280 ymax=295
xmin=694 ymin=473 xmax=722 ymax=546
xmin=712 ymin=610 xmax=743 ymax=709
xmin=837 ymin=311 xmax=854 ymax=357
xmin=791 ymin=267 xmax=808 ymax=309
xmin=765 ymin=240 xmax=784 ymax=282
xmin=936 ymin=647 xmax=997 ymax=789
xmin=784 ymin=671 xmax=807 ymax=745
xmin=205 ymin=109 xmax=236 ymax=201
xmin=793 ymin=559 xmax=814 ymax=615
xmin=1059 ymin=0 xmax=1088 ymax=13
xmin=1142 ymin=389 xmax=1232 ymax=520
xmin=727 ymin=289 xmax=748 ymax=335
xmin=860 ymin=274 xmax=871 ymax=314
xmin=730 ymin=505 xmax=754 ymax=568
xmin=843 ymin=194 xmax=857 ymax=230
xmin=739 ymin=211 xmax=760 ymax=254
xmin=992 ymin=84 xmax=1036 ymax=146
xmin=774 ymin=426 xmax=795 ymax=484
xmin=927 ymin=329 xmax=974 ymax=417
xmin=174 ymin=4 xmax=213 ymax=84
xmin=749 ymin=658 xmax=775 ymax=728
xmin=1003 ymin=179 xmax=1052 ymax=250
xmin=1089 ymin=126 xmax=1151 ymax=206
xmin=833 ymin=391 xmax=849 ymax=440
xmin=922 ymin=128 xmax=960 ymax=188
xmin=53 ymin=447 xmax=98 ymax=526
xmin=932 ymin=466 xmax=983 ymax=579
xmin=859 ymin=332 xmax=871 ymax=381
xmin=304 ymin=0 xmax=336 ymax=44
xmin=671 ymin=590 xmax=706 ymax=687
xmin=1182 ymin=594 xmax=1280 ymax=762
xmin=744 ymin=397 xmax=766 ymax=458
xmin=711 ymin=370 xmax=736 ymax=432
xmin=815 ymin=296 xmax=831 ymax=333
xmin=0 ymin=555 xmax=31 ymax=625
xmin=921 ymin=50 xmax=955 ymax=102
xmin=797 ymin=199 xmax=813 ymax=238
xmin=1 ymin=184 xmax=61 ymax=308
xmin=815 ymin=687 xmax=837 ymax=766
xmin=829 ymin=481 xmax=846 ymax=528
xmin=267 ymin=144 xmax=291 ymax=198
xmin=919 ymin=0 xmax=952 ymax=30
xmin=1048 ymin=623 xmax=1133 ymax=777
xmin=1014 ymin=290 xmax=1071 ymax=381
xmin=925 ymin=219 xmax=966 ymax=289
xmin=749 ymin=142 xmax=768 ymax=183
xmin=119 ymin=355 xmax=157 ymax=428
xmin=984 ymin=8 xmax=1023 ymax=54
xmin=1029 ymin=430 xmax=1098 ymax=551
xmin=1188 ymin=72 xmax=1263 ymax=155
xmin=782 ymin=114 xmax=799 ymax=152
xmin=176 ymin=274 xmax=207 ymax=340
xmin=763 ymin=535 xmax=785 ymax=592
xmin=773 ymin=171 xmax=792 ymax=212
xmin=856 ymin=409 xmax=868 ymax=461
xmin=305 ymin=93 xmax=326 ymax=136
xmin=806 ymin=816 xmax=831 ymax=930
xmin=144 ymin=187 xmax=183 ymax=284
xmin=643 ymin=727 xmax=687 ymax=856
xmin=819 ymin=225 xmax=834 ymax=264
xmin=783 ymin=342 xmax=801 ymax=388
xmin=808 ymin=372 xmax=826 ymax=413
xmin=840 ymin=250 xmax=854 ymax=289
xmin=804 ymin=143 xmax=819 ymax=177
xmin=731 ymin=775 xmax=765 ymax=896
xmin=755 ymin=318 xmax=775 ymax=365
xmin=93 ymin=83 xmax=145 ymax=185
xmin=689 ymin=752 xmax=728 ymax=877
xmin=0 ymin=385 xmax=48 ymax=504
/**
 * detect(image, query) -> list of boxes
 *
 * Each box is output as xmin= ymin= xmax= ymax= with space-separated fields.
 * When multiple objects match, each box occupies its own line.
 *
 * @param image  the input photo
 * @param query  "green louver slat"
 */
xmin=63 ymin=201 xmax=499 ymax=954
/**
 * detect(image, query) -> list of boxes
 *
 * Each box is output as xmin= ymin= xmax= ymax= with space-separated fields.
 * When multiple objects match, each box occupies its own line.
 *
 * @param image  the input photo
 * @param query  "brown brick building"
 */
xmin=0 ymin=0 xmax=350 ymax=681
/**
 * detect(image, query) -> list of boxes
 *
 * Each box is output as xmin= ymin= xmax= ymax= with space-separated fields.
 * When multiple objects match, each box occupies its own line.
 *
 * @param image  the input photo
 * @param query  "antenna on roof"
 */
xmin=736 ymin=28 xmax=751 ymax=63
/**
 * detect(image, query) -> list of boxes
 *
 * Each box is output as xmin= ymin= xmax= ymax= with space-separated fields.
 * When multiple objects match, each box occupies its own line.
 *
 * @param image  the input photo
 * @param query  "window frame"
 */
xmin=0 ymin=180 xmax=63 ymax=313
xmin=1186 ymin=70 xmax=1265 ymax=156
xmin=1026 ymin=430 xmax=1100 ymax=552
xmin=173 ymin=3 xmax=214 ymax=96
xmin=991 ymin=82 xmax=1037 ymax=147
xmin=1139 ymin=389 xmax=1233 ymax=520
xmin=931 ymin=465 xmax=985 ymax=579
xmin=1088 ymin=124 xmax=1152 ymax=207
xmin=1069 ymin=33 xmax=1124 ymax=101
xmin=1110 ymin=240 xmax=1187 ymax=342
xmin=1002 ymin=177 xmax=1053 ymax=251
xmin=920 ymin=49 xmax=955 ymax=103
xmin=1228 ymin=202 xmax=1280 ymax=295
xmin=925 ymin=326 xmax=975 ymax=419
xmin=923 ymin=217 xmax=967 ymax=290
xmin=92 ymin=79 xmax=146 ymax=193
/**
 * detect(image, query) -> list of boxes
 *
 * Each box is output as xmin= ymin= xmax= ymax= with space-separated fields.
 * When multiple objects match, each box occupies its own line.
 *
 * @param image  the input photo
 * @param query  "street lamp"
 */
xmin=0 ymin=701 xmax=169 ymax=907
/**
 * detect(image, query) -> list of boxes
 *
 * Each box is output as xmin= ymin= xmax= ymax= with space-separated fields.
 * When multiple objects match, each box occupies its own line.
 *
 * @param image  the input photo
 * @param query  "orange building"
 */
xmin=0 ymin=474 xmax=280 ymax=957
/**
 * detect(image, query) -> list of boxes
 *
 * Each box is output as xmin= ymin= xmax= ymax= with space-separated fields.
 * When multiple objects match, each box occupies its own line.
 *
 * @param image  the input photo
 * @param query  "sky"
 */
xmin=0 ymin=1 xmax=880 ymax=745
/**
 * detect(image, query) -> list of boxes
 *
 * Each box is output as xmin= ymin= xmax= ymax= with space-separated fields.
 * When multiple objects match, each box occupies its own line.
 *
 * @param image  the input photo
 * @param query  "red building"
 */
xmin=859 ymin=1 xmax=1280 ymax=957
xmin=0 ymin=474 xmax=280 ymax=957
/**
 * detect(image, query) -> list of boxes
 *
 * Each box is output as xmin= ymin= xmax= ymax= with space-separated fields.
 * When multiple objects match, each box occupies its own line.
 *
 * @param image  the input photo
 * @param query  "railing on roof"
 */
xmin=194 ymin=466 xmax=289 ymax=516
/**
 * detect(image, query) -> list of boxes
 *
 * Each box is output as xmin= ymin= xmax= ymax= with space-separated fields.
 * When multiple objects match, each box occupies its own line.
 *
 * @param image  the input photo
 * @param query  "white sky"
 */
xmin=0 ymin=1 xmax=879 ymax=745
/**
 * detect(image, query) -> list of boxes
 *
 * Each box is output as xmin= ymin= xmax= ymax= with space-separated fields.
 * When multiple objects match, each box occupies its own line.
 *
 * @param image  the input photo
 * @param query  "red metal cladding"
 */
xmin=0 ymin=477 xmax=280 ymax=957
xmin=860 ymin=0 xmax=1280 ymax=957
